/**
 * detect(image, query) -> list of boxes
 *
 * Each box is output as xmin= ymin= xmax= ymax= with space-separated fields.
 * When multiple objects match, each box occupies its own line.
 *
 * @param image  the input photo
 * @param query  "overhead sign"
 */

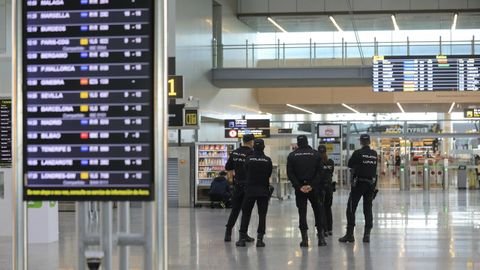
xmin=184 ymin=109 xmax=198 ymax=127
xmin=225 ymin=129 xmax=270 ymax=139
xmin=224 ymin=119 xmax=270 ymax=129
xmin=224 ymin=119 xmax=270 ymax=138
xmin=464 ymin=108 xmax=480 ymax=118
xmin=317 ymin=124 xmax=341 ymax=138
xmin=167 ymin=75 xmax=183 ymax=99
xmin=23 ymin=1 xmax=155 ymax=201
xmin=168 ymin=104 xmax=184 ymax=127
xmin=373 ymin=55 xmax=480 ymax=92
xmin=0 ymin=99 xmax=12 ymax=168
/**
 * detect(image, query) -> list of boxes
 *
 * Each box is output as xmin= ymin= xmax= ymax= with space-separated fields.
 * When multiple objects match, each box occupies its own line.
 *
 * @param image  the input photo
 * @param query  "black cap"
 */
xmin=253 ymin=139 xmax=265 ymax=151
xmin=360 ymin=134 xmax=370 ymax=143
xmin=318 ymin=145 xmax=327 ymax=153
xmin=219 ymin=171 xmax=227 ymax=176
xmin=242 ymin=134 xmax=255 ymax=143
xmin=297 ymin=135 xmax=308 ymax=147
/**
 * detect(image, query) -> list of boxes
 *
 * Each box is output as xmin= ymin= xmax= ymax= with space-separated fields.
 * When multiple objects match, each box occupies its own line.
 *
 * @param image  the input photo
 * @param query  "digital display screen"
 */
xmin=317 ymin=124 xmax=341 ymax=138
xmin=373 ymin=55 xmax=480 ymax=92
xmin=0 ymin=99 xmax=12 ymax=168
xmin=23 ymin=0 xmax=154 ymax=201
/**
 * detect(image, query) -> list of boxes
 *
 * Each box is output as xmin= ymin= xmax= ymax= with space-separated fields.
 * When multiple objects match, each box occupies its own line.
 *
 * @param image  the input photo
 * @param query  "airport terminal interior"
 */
xmin=1 ymin=0 xmax=480 ymax=269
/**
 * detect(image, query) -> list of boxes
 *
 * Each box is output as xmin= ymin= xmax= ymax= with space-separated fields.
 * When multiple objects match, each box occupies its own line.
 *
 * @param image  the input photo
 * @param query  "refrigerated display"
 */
xmin=195 ymin=142 xmax=237 ymax=204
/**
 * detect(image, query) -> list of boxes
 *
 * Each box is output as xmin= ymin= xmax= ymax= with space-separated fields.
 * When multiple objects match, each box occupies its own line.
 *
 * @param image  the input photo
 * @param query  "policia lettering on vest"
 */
xmin=339 ymin=134 xmax=379 ymax=244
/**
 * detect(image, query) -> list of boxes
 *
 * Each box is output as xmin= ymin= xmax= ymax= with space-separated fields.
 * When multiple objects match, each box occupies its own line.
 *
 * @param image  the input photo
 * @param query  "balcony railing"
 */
xmin=213 ymin=37 xmax=479 ymax=69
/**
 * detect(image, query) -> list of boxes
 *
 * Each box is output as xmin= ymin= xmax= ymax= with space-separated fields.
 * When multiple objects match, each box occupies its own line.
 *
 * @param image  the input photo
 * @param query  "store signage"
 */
xmin=0 ymin=99 xmax=12 ymax=168
xmin=278 ymin=128 xmax=293 ymax=134
xmin=317 ymin=124 xmax=341 ymax=138
xmin=225 ymin=129 xmax=270 ymax=139
xmin=23 ymin=1 xmax=155 ymax=200
xmin=168 ymin=104 xmax=185 ymax=127
xmin=167 ymin=75 xmax=184 ymax=99
xmin=464 ymin=108 xmax=480 ymax=118
xmin=184 ymin=109 xmax=198 ymax=127
xmin=373 ymin=55 xmax=480 ymax=92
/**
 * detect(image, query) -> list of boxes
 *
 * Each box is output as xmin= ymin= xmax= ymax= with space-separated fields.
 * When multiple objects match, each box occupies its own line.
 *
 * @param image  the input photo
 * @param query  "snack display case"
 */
xmin=195 ymin=142 xmax=237 ymax=204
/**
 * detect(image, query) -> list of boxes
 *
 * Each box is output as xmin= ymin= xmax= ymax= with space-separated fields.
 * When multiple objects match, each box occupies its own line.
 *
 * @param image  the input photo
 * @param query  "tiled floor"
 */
xmin=2 ymin=189 xmax=480 ymax=269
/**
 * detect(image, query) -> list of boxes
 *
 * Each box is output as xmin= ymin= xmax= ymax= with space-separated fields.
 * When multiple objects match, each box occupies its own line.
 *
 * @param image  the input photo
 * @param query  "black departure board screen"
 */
xmin=0 ymin=99 xmax=12 ymax=168
xmin=23 ymin=0 xmax=154 ymax=201
xmin=373 ymin=55 xmax=480 ymax=92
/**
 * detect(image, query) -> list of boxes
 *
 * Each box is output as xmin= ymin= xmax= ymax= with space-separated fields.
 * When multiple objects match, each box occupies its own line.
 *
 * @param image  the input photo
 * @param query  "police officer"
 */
xmin=224 ymin=134 xmax=255 ymax=242
xmin=287 ymin=135 xmax=327 ymax=247
xmin=339 ymin=134 xmax=378 ymax=243
xmin=236 ymin=139 xmax=272 ymax=247
xmin=317 ymin=145 xmax=336 ymax=236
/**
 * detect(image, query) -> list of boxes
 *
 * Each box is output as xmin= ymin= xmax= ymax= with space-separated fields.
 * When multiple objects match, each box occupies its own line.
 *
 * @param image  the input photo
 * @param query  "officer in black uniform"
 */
xmin=317 ymin=145 xmax=336 ymax=236
xmin=339 ymin=134 xmax=378 ymax=243
xmin=236 ymin=139 xmax=273 ymax=247
xmin=224 ymin=134 xmax=255 ymax=242
xmin=287 ymin=135 xmax=327 ymax=247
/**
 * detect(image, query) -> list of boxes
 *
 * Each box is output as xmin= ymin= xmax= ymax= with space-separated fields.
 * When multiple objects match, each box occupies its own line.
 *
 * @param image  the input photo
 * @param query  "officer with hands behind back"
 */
xmin=339 ymin=134 xmax=378 ymax=244
xmin=287 ymin=135 xmax=327 ymax=247
xmin=224 ymin=134 xmax=255 ymax=242
xmin=236 ymin=139 xmax=273 ymax=247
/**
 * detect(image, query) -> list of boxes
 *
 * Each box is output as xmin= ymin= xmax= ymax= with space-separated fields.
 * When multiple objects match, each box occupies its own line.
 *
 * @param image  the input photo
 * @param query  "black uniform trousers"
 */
xmin=323 ymin=185 xmax=333 ymax=232
xmin=295 ymin=189 xmax=322 ymax=231
xmin=346 ymin=181 xmax=374 ymax=229
xmin=226 ymin=184 xmax=245 ymax=229
xmin=239 ymin=196 xmax=269 ymax=235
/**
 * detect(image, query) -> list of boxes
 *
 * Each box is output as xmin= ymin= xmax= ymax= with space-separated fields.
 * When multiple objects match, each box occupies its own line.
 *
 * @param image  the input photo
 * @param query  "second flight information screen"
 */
xmin=23 ymin=0 xmax=154 ymax=201
xmin=373 ymin=55 xmax=480 ymax=92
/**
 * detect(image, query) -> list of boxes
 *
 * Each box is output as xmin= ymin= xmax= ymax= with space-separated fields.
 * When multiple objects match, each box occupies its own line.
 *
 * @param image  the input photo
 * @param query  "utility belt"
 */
xmin=353 ymin=177 xmax=375 ymax=186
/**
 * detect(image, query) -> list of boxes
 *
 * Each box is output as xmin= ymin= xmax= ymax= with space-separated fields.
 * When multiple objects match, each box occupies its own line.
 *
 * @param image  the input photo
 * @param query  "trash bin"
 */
xmin=458 ymin=165 xmax=467 ymax=189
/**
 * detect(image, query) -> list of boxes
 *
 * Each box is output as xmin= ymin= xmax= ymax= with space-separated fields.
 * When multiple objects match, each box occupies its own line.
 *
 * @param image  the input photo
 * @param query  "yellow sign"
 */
xmin=167 ymin=75 xmax=183 ymax=98
xmin=184 ymin=109 xmax=198 ymax=126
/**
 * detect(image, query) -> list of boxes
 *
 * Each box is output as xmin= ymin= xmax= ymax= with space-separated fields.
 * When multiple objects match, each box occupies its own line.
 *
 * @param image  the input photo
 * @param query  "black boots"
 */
xmin=338 ymin=227 xmax=355 ymax=243
xmin=245 ymin=234 xmax=255 ymax=242
xmin=300 ymin=230 xmax=309 ymax=247
xmin=226 ymin=228 xmax=254 ymax=243
xmin=256 ymin=234 xmax=265 ymax=247
xmin=224 ymin=228 xmax=232 ymax=242
xmin=317 ymin=228 xmax=327 ymax=246
xmin=236 ymin=232 xmax=247 ymax=247
xmin=363 ymin=227 xmax=371 ymax=243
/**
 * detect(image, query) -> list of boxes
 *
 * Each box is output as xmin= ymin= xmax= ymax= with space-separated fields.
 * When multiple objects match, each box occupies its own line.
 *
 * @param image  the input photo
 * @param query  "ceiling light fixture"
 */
xmin=286 ymin=104 xmax=315 ymax=114
xmin=342 ymin=103 xmax=360 ymax=114
xmin=329 ymin=16 xmax=343 ymax=32
xmin=451 ymin=13 xmax=458 ymax=30
xmin=391 ymin=15 xmax=399 ymax=31
xmin=267 ymin=17 xmax=288 ymax=33
xmin=396 ymin=102 xmax=405 ymax=113
xmin=448 ymin=102 xmax=456 ymax=114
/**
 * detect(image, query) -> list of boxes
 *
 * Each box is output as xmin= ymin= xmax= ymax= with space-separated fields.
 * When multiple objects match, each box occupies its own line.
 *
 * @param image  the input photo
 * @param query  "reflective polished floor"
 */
xmin=2 ymin=189 xmax=480 ymax=269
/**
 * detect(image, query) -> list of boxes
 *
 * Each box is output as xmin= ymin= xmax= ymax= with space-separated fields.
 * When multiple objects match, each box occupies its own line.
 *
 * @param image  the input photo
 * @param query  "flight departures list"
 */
xmin=23 ymin=0 xmax=154 ymax=200
xmin=373 ymin=56 xmax=480 ymax=92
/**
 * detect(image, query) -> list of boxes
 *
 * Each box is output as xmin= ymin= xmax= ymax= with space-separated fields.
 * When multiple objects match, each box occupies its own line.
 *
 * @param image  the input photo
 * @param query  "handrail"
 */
xmin=215 ymin=38 xmax=479 ymax=68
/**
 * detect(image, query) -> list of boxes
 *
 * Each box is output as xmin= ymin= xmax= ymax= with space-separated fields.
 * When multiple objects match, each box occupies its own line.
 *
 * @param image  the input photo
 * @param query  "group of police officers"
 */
xmin=223 ymin=133 xmax=378 ymax=247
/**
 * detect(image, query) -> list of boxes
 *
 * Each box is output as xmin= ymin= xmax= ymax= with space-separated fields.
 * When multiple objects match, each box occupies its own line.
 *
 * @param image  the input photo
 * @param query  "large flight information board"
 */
xmin=373 ymin=55 xmax=480 ymax=92
xmin=23 ymin=0 xmax=154 ymax=201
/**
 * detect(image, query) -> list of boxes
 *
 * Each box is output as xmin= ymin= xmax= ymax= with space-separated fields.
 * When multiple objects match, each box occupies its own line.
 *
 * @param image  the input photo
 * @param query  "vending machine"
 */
xmin=195 ymin=142 xmax=237 ymax=204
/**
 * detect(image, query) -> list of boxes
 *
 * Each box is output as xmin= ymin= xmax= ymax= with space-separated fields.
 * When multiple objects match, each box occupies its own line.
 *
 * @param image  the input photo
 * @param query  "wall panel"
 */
xmin=297 ymin=0 xmax=325 ymax=12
